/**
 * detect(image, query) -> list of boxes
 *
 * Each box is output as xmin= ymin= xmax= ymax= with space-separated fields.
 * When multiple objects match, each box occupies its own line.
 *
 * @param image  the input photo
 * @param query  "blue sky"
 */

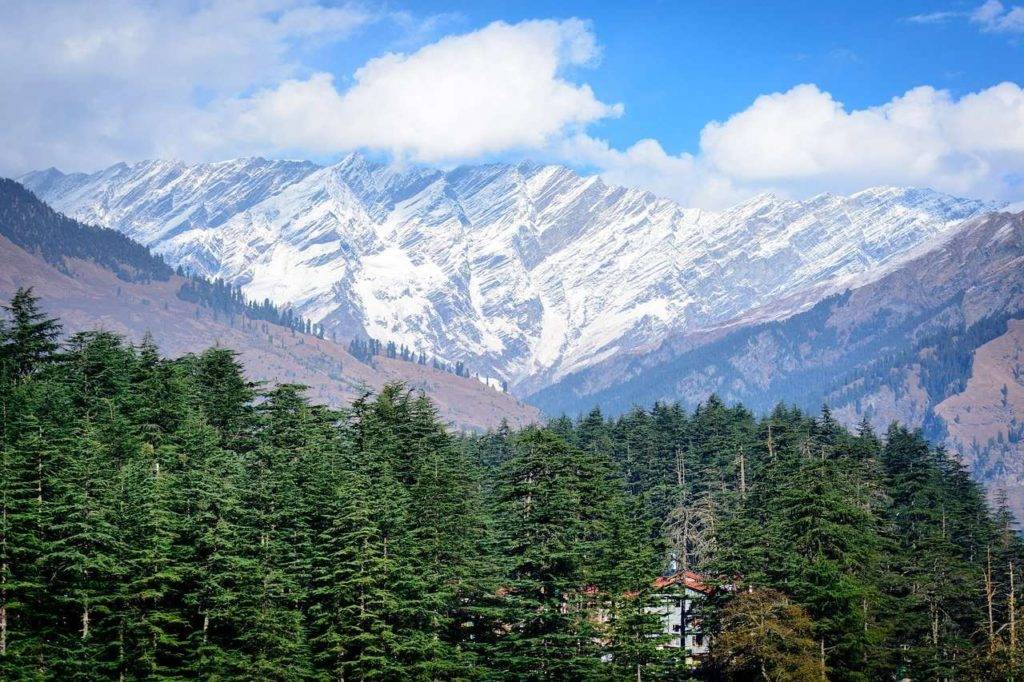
xmin=344 ymin=0 xmax=1023 ymax=154
xmin=1 ymin=0 xmax=1022 ymax=207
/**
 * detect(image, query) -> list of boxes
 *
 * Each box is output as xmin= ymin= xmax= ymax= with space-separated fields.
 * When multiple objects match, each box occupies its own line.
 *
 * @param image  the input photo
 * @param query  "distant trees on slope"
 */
xmin=348 ymin=335 xmax=477 ymax=380
xmin=0 ymin=178 xmax=172 ymax=283
xmin=0 ymin=177 xmax=331 ymax=341
xmin=0 ymin=179 xmax=492 ymax=382
xmin=176 ymin=272 xmax=325 ymax=337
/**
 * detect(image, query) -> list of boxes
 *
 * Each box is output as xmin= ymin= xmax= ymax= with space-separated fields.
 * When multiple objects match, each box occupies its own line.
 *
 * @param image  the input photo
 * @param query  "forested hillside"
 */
xmin=2 ymin=289 xmax=1022 ymax=680
xmin=0 ymin=177 xmax=325 ymax=336
xmin=0 ymin=178 xmax=172 ymax=283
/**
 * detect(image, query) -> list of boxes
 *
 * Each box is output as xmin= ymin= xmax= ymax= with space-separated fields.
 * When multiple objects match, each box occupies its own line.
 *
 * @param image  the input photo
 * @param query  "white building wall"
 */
xmin=645 ymin=588 xmax=708 ymax=657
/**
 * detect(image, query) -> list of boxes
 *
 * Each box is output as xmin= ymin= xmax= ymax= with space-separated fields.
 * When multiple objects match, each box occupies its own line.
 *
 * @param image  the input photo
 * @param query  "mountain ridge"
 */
xmin=21 ymin=156 xmax=1002 ymax=393
xmin=0 ymin=180 xmax=538 ymax=430
xmin=530 ymin=208 xmax=1024 ymax=515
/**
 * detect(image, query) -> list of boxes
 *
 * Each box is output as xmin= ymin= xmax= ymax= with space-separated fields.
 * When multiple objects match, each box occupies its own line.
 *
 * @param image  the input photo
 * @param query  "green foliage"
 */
xmin=0 ymin=290 xmax=1020 ymax=680
xmin=714 ymin=588 xmax=820 ymax=681
xmin=0 ymin=287 xmax=61 ymax=382
xmin=177 ymin=275 xmax=323 ymax=337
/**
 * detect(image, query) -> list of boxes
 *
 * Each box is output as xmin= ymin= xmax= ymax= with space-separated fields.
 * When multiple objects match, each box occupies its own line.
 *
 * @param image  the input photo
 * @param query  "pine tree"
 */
xmin=0 ymin=408 xmax=54 ymax=676
xmin=118 ymin=440 xmax=188 ymax=678
xmin=43 ymin=417 xmax=124 ymax=678
xmin=191 ymin=348 xmax=257 ymax=449
xmin=236 ymin=385 xmax=316 ymax=679
xmin=402 ymin=395 xmax=483 ymax=677
xmin=176 ymin=410 xmax=254 ymax=679
xmin=0 ymin=288 xmax=61 ymax=382
xmin=603 ymin=496 xmax=670 ymax=680
xmin=310 ymin=468 xmax=404 ymax=680
xmin=492 ymin=428 xmax=600 ymax=680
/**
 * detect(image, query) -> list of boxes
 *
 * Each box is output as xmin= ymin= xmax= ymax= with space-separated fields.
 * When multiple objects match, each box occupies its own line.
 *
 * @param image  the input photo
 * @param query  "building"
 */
xmin=574 ymin=565 xmax=714 ymax=666
xmin=649 ymin=570 xmax=712 ymax=660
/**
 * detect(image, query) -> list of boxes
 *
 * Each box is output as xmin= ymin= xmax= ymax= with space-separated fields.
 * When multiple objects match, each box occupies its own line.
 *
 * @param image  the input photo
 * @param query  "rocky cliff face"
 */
xmin=22 ymin=156 xmax=996 ymax=392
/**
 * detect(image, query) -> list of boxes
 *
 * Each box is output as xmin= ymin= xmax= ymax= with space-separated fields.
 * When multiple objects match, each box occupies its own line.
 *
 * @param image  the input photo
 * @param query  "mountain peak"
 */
xmin=726 ymin=191 xmax=794 ymax=216
xmin=22 ymin=155 xmax=1001 ymax=387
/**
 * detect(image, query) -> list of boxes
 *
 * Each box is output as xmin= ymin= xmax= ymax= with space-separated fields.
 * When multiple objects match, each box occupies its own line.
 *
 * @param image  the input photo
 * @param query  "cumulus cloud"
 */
xmin=693 ymin=82 xmax=1024 ymax=202
xmin=1 ymin=2 xmax=1022 ymax=209
xmin=222 ymin=19 xmax=621 ymax=163
xmin=0 ymin=4 xmax=619 ymax=172
xmin=554 ymin=82 xmax=1024 ymax=209
xmin=557 ymin=134 xmax=746 ymax=209
xmin=0 ymin=0 xmax=378 ymax=173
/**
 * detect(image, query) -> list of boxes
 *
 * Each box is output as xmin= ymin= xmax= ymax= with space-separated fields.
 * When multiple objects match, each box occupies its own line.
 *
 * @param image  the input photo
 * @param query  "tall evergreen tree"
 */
xmin=0 ymin=288 xmax=61 ymax=382
xmin=492 ymin=428 xmax=601 ymax=680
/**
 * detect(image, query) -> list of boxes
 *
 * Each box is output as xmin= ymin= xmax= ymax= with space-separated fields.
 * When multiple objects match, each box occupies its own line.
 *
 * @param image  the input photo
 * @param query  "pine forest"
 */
xmin=2 ymin=287 xmax=1022 ymax=681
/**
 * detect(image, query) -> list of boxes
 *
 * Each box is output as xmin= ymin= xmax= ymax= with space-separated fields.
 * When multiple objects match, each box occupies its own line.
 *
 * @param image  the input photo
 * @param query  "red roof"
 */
xmin=653 ymin=570 xmax=711 ymax=594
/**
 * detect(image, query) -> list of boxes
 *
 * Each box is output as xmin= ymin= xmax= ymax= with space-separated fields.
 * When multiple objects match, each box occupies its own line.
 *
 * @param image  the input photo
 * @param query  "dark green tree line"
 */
xmin=1 ymin=288 xmax=1021 ymax=680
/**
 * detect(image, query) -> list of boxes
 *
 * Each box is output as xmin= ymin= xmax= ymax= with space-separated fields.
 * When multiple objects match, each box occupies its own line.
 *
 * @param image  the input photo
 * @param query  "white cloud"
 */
xmin=553 ymin=82 xmax=1024 ymax=209
xmin=693 ymin=82 xmax=1024 ymax=202
xmin=905 ymin=2 xmax=1024 ymax=35
xmin=1 ymin=2 xmax=1022 ymax=210
xmin=557 ymin=135 xmax=746 ymax=209
xmin=0 ymin=0 xmax=386 ymax=173
xmin=971 ymin=0 xmax=1024 ymax=33
xmin=905 ymin=10 xmax=963 ymax=25
xmin=221 ymin=19 xmax=621 ymax=163
xmin=0 ymin=6 xmax=619 ymax=173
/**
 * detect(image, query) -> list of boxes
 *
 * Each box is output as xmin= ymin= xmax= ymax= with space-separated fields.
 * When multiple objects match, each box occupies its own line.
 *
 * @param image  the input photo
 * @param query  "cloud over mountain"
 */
xmin=225 ymin=19 xmax=621 ymax=163
xmin=696 ymin=81 xmax=1024 ymax=201
xmin=1 ymin=1 xmax=1022 ymax=209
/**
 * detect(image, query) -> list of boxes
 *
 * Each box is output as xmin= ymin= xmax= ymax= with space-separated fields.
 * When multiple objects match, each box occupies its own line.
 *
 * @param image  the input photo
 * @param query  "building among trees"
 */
xmin=650 ymin=569 xmax=711 ymax=660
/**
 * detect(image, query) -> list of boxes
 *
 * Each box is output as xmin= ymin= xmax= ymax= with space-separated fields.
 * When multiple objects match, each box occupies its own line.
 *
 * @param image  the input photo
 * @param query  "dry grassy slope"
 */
xmin=832 ymin=367 xmax=933 ymax=434
xmin=0 ymin=235 xmax=539 ymax=431
xmin=936 ymin=319 xmax=1024 ymax=510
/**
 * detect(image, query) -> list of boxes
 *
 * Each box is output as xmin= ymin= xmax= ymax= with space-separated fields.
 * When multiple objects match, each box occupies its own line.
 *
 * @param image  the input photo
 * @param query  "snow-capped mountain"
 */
xmin=21 ymin=155 xmax=999 ymax=389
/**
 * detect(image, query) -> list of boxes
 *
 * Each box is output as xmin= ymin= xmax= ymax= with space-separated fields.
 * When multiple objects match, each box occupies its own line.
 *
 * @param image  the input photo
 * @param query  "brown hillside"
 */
xmin=0 ymin=234 xmax=538 ymax=431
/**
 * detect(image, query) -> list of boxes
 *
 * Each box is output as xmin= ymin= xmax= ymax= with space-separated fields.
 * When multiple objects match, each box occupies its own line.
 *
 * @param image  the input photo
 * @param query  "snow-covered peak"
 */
xmin=21 ymin=157 xmax=320 ymax=246
xmin=21 ymin=155 xmax=1001 ymax=390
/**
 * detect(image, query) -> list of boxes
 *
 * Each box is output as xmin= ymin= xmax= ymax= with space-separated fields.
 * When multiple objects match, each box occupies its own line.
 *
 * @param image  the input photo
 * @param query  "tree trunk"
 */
xmin=862 ymin=597 xmax=869 ymax=668
xmin=1 ymin=503 xmax=6 ymax=656
xmin=986 ymin=547 xmax=995 ymax=652
xmin=1010 ymin=560 xmax=1018 ymax=656
xmin=738 ymin=448 xmax=747 ymax=498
